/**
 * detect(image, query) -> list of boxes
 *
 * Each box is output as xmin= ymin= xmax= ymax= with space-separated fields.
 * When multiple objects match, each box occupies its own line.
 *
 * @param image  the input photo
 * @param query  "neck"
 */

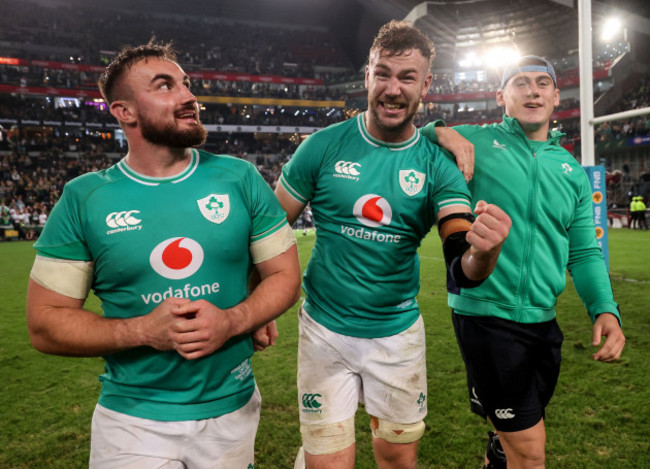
xmin=124 ymin=139 xmax=192 ymax=178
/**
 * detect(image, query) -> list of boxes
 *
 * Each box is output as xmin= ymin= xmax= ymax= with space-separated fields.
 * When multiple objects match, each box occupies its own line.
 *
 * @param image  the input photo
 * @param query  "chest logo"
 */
xmin=492 ymin=139 xmax=506 ymax=150
xmin=399 ymin=169 xmax=425 ymax=197
xmin=106 ymin=210 xmax=141 ymax=228
xmin=562 ymin=163 xmax=573 ymax=175
xmin=150 ymin=237 xmax=204 ymax=280
xmin=335 ymin=161 xmax=361 ymax=176
xmin=353 ymin=194 xmax=392 ymax=227
xmin=197 ymin=194 xmax=230 ymax=224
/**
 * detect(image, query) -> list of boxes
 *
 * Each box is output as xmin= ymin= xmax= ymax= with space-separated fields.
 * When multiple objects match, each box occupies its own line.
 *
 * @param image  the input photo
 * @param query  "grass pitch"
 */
xmin=1 ymin=228 xmax=648 ymax=468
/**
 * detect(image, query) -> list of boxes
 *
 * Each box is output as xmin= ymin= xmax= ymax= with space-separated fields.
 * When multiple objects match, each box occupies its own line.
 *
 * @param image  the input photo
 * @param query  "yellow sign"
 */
xmin=592 ymin=191 xmax=603 ymax=204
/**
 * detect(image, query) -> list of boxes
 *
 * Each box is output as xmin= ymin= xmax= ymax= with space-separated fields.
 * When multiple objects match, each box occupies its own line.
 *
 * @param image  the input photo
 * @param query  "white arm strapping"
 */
xmin=250 ymin=223 xmax=296 ymax=264
xmin=30 ymin=256 xmax=93 ymax=299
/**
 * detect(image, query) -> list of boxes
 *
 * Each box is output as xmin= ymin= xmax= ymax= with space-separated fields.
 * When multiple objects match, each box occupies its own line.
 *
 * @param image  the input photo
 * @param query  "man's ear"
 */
xmin=110 ymin=100 xmax=136 ymax=126
xmin=496 ymin=89 xmax=505 ymax=107
xmin=421 ymin=71 xmax=433 ymax=100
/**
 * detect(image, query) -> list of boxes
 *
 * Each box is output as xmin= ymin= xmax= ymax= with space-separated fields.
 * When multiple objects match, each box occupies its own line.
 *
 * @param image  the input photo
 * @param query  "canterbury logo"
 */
xmin=494 ymin=408 xmax=515 ymax=419
xmin=335 ymin=161 xmax=361 ymax=176
xmin=301 ymin=393 xmax=322 ymax=409
xmin=492 ymin=139 xmax=506 ymax=150
xmin=106 ymin=210 xmax=141 ymax=228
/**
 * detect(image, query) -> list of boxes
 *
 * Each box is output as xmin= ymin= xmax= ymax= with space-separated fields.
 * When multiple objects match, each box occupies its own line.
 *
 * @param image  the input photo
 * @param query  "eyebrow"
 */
xmin=150 ymin=73 xmax=191 ymax=84
xmin=374 ymin=63 xmax=418 ymax=75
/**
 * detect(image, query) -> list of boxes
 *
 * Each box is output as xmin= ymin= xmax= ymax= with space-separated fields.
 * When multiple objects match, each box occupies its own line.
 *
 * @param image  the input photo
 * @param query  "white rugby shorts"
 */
xmin=89 ymin=385 xmax=261 ymax=468
xmin=297 ymin=306 xmax=427 ymax=425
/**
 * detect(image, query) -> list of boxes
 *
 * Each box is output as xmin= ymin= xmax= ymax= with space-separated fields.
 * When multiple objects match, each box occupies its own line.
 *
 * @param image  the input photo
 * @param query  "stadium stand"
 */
xmin=1 ymin=0 xmax=649 ymax=240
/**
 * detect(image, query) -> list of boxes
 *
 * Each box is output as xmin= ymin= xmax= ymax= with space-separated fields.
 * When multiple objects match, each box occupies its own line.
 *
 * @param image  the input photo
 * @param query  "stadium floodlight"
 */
xmin=601 ymin=17 xmax=622 ymax=41
xmin=458 ymin=52 xmax=482 ymax=69
xmin=483 ymin=47 xmax=520 ymax=68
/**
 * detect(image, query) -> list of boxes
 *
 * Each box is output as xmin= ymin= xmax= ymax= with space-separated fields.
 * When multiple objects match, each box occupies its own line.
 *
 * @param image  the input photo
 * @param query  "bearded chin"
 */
xmin=370 ymin=105 xmax=414 ymax=135
xmin=140 ymin=120 xmax=208 ymax=148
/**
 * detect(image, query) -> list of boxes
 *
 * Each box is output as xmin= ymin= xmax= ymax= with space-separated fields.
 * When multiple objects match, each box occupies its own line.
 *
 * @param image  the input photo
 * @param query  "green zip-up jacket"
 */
xmin=422 ymin=116 xmax=620 ymax=324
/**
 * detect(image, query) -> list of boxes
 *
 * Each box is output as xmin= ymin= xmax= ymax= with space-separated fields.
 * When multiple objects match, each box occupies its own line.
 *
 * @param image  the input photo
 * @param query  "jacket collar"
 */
xmin=499 ymin=114 xmax=564 ymax=145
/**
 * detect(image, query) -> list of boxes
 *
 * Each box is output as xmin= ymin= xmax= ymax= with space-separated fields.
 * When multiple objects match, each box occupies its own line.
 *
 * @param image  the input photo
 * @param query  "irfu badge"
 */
xmin=399 ymin=169 xmax=425 ymax=196
xmin=197 ymin=194 xmax=230 ymax=224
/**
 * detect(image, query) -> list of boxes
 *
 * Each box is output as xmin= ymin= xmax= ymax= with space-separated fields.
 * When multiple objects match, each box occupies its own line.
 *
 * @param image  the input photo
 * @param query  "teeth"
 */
xmin=384 ymin=103 xmax=402 ymax=110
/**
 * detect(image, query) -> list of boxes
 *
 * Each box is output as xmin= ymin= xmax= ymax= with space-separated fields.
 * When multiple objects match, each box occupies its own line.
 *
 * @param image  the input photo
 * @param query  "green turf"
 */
xmin=1 ymin=228 xmax=648 ymax=468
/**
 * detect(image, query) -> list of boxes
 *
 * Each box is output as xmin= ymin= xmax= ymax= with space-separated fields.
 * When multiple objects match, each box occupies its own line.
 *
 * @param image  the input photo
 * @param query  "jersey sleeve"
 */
xmin=34 ymin=181 xmax=92 ymax=261
xmin=247 ymin=164 xmax=292 ymax=244
xmin=567 ymin=170 xmax=621 ymax=324
xmin=429 ymin=144 xmax=472 ymax=216
xmin=278 ymin=132 xmax=322 ymax=205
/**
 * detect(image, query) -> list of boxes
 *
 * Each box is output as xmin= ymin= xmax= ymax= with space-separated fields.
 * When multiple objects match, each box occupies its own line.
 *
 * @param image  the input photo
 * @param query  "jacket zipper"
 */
xmin=516 ymin=148 xmax=539 ymax=321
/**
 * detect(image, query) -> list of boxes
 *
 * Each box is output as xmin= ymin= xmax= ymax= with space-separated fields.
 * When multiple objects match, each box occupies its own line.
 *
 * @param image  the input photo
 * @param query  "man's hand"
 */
xmin=466 ymin=201 xmax=511 ymax=256
xmin=168 ymin=299 xmax=234 ymax=360
xmin=252 ymin=320 xmax=279 ymax=351
xmin=436 ymin=126 xmax=474 ymax=182
xmin=138 ymin=297 xmax=192 ymax=352
xmin=592 ymin=313 xmax=625 ymax=362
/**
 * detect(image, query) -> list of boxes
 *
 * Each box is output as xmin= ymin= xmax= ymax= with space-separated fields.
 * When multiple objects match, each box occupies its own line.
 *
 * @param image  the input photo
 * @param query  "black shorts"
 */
xmin=452 ymin=312 xmax=563 ymax=432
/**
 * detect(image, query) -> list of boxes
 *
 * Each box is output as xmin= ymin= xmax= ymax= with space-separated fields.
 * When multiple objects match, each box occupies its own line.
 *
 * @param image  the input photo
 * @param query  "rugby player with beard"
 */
xmin=26 ymin=39 xmax=301 ymax=468
xmin=275 ymin=21 xmax=511 ymax=469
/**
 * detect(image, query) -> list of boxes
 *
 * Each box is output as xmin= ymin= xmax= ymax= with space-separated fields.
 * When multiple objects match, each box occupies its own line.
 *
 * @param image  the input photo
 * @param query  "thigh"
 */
xmin=185 ymin=386 xmax=261 ymax=469
xmin=453 ymin=313 xmax=553 ymax=432
xmin=534 ymin=319 xmax=563 ymax=411
xmin=90 ymin=405 xmax=185 ymax=469
xmin=297 ymin=306 xmax=361 ymax=424
xmin=362 ymin=315 xmax=428 ymax=423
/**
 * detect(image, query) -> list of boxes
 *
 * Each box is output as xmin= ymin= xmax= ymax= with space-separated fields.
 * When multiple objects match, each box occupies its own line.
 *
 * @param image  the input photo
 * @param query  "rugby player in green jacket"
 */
xmin=423 ymin=55 xmax=625 ymax=469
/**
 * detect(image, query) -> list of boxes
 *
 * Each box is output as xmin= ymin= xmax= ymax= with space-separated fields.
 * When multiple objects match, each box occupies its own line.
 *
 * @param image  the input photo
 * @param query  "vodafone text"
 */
xmin=141 ymin=282 xmax=220 ymax=304
xmin=340 ymin=225 xmax=401 ymax=243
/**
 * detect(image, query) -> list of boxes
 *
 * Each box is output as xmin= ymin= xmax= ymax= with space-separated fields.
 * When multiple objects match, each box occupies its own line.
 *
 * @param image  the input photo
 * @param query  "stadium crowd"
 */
xmin=2 ymin=0 xmax=649 ymax=242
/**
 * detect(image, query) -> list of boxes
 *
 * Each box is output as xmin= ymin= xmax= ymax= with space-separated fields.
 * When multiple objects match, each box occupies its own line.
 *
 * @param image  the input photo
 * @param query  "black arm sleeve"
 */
xmin=443 ymin=231 xmax=485 ymax=289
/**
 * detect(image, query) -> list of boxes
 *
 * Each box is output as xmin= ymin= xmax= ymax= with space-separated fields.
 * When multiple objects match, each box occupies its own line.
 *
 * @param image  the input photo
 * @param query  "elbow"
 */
xmin=26 ymin=325 xmax=55 ymax=354
xmin=26 ymin=309 xmax=59 ymax=355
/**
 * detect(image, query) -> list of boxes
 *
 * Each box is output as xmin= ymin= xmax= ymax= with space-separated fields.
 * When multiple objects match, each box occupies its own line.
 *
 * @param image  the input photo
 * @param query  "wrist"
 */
xmin=116 ymin=316 xmax=146 ymax=349
xmin=224 ymin=304 xmax=248 ymax=338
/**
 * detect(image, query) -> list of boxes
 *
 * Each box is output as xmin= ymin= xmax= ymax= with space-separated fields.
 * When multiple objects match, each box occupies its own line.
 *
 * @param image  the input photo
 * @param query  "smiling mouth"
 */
xmin=382 ymin=102 xmax=406 ymax=111
xmin=175 ymin=110 xmax=197 ymax=121
xmin=524 ymin=103 xmax=542 ymax=109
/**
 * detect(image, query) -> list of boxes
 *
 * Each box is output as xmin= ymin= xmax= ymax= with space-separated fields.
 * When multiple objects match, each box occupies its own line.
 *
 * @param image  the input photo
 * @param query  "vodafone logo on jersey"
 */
xmin=150 ymin=237 xmax=204 ymax=280
xmin=353 ymin=194 xmax=392 ymax=227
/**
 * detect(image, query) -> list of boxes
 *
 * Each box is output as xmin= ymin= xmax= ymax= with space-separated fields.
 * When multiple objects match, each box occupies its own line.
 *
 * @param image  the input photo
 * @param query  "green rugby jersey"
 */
xmin=280 ymin=114 xmax=471 ymax=338
xmin=35 ymin=149 xmax=289 ymax=421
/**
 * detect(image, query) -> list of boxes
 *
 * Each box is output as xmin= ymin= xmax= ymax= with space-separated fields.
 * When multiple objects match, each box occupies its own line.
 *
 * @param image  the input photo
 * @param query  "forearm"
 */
xmin=569 ymin=256 xmax=620 ymax=324
xmin=226 ymin=266 xmax=301 ymax=338
xmin=226 ymin=245 xmax=301 ymax=338
xmin=461 ymin=245 xmax=500 ymax=281
xmin=26 ymin=279 xmax=148 ymax=356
